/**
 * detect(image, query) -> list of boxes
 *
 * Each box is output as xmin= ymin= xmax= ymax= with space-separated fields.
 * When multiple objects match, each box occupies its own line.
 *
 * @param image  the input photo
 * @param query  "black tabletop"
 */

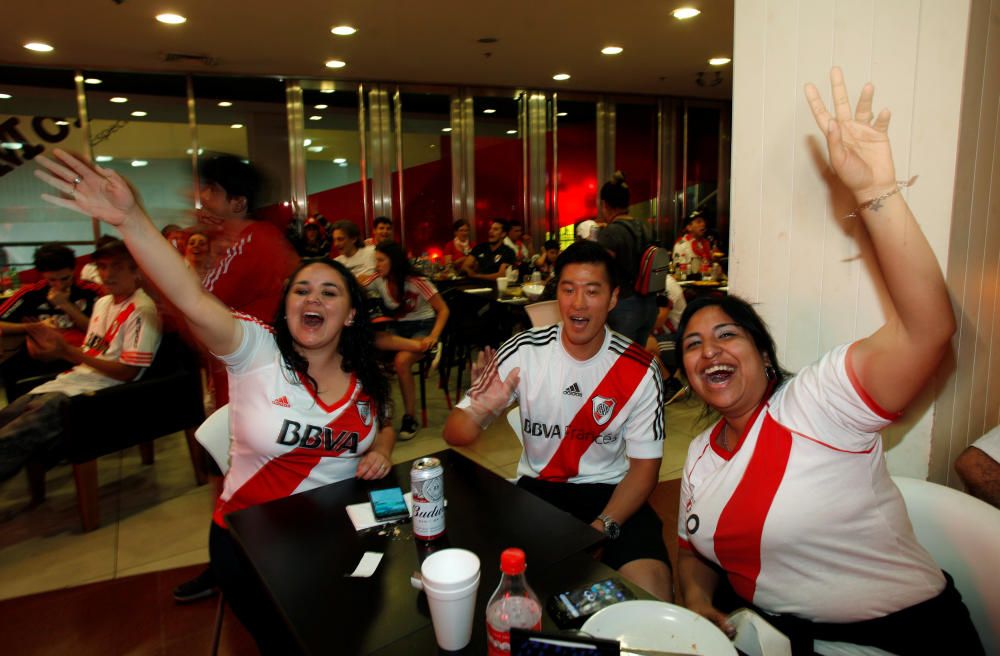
xmin=226 ymin=449 xmax=612 ymax=654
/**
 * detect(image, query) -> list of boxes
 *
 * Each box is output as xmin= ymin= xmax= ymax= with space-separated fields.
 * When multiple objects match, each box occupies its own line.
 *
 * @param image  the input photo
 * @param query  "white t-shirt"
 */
xmin=212 ymin=315 xmax=381 ymax=526
xmin=972 ymin=425 xmax=1000 ymax=461
xmin=678 ymin=343 xmax=944 ymax=622
xmin=459 ymin=324 xmax=664 ymax=484
xmin=335 ymin=244 xmax=376 ymax=279
xmin=366 ymin=275 xmax=439 ymax=322
xmin=32 ymin=289 xmax=161 ymax=396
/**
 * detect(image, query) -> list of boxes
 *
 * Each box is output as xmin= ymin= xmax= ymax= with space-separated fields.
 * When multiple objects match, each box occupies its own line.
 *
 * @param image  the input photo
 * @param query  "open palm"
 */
xmin=805 ymin=67 xmax=897 ymax=198
xmin=35 ymin=149 xmax=139 ymax=227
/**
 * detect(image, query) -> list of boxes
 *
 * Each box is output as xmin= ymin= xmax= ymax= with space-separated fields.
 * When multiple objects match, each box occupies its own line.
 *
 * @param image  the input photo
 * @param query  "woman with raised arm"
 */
xmin=36 ymin=149 xmax=394 ymax=653
xmin=674 ymin=69 xmax=982 ymax=654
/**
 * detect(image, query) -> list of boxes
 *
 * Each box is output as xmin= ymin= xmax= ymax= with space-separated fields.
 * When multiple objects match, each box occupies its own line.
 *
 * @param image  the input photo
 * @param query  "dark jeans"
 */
xmin=0 ymin=392 xmax=70 ymax=483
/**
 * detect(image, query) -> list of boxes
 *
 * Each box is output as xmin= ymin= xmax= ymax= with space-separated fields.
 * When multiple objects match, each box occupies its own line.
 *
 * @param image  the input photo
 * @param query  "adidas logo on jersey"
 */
xmin=272 ymin=396 xmax=291 ymax=407
xmin=563 ymin=383 xmax=583 ymax=397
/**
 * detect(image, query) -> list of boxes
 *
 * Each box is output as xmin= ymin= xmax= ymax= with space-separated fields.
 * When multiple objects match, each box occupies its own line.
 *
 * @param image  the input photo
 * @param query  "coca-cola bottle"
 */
xmin=486 ymin=548 xmax=542 ymax=655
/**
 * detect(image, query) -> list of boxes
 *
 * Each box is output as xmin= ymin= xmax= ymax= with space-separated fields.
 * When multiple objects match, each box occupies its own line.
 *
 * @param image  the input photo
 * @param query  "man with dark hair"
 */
xmin=333 ymin=220 xmax=376 ymax=279
xmin=533 ymin=239 xmax=561 ymax=278
xmin=0 ymin=243 xmax=101 ymax=400
xmin=365 ymin=216 xmax=393 ymax=246
xmin=504 ymin=221 xmax=531 ymax=266
xmin=0 ymin=240 xmax=160 ymax=483
xmin=444 ymin=241 xmax=672 ymax=601
xmin=462 ymin=219 xmax=516 ymax=280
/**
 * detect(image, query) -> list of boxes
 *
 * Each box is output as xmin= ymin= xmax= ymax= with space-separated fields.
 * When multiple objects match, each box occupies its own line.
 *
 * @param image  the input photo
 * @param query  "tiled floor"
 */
xmin=0 ymin=369 xmax=714 ymax=603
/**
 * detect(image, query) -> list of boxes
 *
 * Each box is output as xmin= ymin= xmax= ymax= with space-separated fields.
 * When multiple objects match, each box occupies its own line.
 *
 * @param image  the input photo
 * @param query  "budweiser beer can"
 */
xmin=410 ymin=457 xmax=445 ymax=541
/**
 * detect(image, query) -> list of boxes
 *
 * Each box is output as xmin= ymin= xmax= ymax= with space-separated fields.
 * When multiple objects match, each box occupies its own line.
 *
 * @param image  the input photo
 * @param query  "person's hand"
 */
xmin=47 ymin=286 xmax=71 ymax=310
xmin=465 ymin=347 xmax=519 ymax=428
xmin=417 ymin=336 xmax=436 ymax=352
xmin=805 ymin=67 xmax=896 ymax=201
xmin=686 ymin=600 xmax=736 ymax=639
xmin=356 ymin=450 xmax=392 ymax=480
xmin=25 ymin=322 xmax=69 ymax=361
xmin=35 ymin=149 xmax=140 ymax=226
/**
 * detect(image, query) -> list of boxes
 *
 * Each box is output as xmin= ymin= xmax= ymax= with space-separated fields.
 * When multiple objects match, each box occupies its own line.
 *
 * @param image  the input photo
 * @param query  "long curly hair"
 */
xmin=273 ymin=258 xmax=390 ymax=425
xmin=374 ymin=240 xmax=413 ymax=303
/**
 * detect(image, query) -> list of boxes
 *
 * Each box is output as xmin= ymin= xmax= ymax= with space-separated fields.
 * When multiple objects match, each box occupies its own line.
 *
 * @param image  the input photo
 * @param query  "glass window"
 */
xmin=397 ymin=90 xmax=452 ymax=255
xmin=553 ymin=100 xmax=597 ymax=240
xmin=0 ymin=67 xmax=91 ymax=273
xmin=473 ymin=95 xmax=523 ymax=242
xmin=615 ymin=102 xmax=658 ymax=221
xmin=85 ymin=71 xmax=191 ymax=233
xmin=684 ymin=104 xmax=723 ymax=251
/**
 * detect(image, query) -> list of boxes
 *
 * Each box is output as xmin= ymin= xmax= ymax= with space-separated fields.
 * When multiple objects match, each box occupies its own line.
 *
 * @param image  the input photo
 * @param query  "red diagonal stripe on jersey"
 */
xmin=714 ymin=412 xmax=792 ymax=602
xmin=537 ymin=343 xmax=651 ymax=482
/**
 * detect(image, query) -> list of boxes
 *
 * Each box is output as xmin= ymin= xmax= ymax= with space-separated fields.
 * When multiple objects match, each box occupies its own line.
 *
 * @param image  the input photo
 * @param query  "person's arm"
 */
xmin=590 ymin=457 xmax=660 ymax=532
xmin=0 ymin=320 xmax=33 ymax=335
xmin=460 ymin=253 xmax=478 ymax=278
xmin=355 ymin=424 xmax=397 ymax=480
xmin=678 ymin=548 xmax=734 ymax=636
xmin=443 ymin=347 xmax=519 ymax=445
xmin=418 ymin=293 xmax=449 ymax=350
xmin=35 ymin=150 xmax=240 ymax=356
xmin=954 ymin=446 xmax=1000 ymax=508
xmin=805 ymin=68 xmax=955 ymax=414
xmin=24 ymin=322 xmax=139 ymax=381
xmin=46 ymin=287 xmax=91 ymax=331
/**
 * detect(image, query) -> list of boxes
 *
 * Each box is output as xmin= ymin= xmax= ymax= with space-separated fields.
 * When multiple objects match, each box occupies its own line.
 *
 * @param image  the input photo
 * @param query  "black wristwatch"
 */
xmin=597 ymin=514 xmax=621 ymax=540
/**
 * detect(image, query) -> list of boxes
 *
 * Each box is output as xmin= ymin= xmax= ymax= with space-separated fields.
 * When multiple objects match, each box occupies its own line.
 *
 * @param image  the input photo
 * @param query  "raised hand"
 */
xmin=466 ymin=347 xmax=519 ymax=428
xmin=35 ymin=149 xmax=140 ymax=227
xmin=804 ymin=67 xmax=897 ymax=200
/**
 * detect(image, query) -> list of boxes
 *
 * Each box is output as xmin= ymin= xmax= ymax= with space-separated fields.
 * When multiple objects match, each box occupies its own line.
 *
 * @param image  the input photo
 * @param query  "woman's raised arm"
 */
xmin=805 ymin=68 xmax=955 ymax=413
xmin=35 ymin=149 xmax=241 ymax=355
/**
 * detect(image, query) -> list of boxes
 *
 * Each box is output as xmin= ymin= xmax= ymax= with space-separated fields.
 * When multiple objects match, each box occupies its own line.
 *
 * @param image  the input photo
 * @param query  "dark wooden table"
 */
xmin=226 ymin=449 xmax=636 ymax=654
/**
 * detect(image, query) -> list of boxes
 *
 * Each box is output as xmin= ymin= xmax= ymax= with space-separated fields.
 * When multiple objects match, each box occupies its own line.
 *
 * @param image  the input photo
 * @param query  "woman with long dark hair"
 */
xmin=367 ymin=240 xmax=449 ymax=440
xmin=35 ymin=150 xmax=394 ymax=653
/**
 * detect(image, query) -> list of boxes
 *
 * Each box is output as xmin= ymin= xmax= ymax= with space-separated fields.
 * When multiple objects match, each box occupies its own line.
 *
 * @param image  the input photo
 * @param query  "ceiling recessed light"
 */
xmin=556 ymin=111 xmax=568 ymax=117
xmin=303 ymin=138 xmax=313 ymax=146
xmin=671 ymin=7 xmax=701 ymax=20
xmin=333 ymin=157 xmax=347 ymax=164
xmin=55 ymin=120 xmax=69 ymax=126
xmin=24 ymin=42 xmax=54 ymax=53
xmin=156 ymin=13 xmax=187 ymax=24
xmin=325 ymin=59 xmax=347 ymax=69
xmin=331 ymin=25 xmax=357 ymax=36
xmin=95 ymin=155 xmax=113 ymax=163
xmin=84 ymin=78 xmax=102 ymax=85
xmin=321 ymin=89 xmax=335 ymax=94
xmin=130 ymin=111 xmax=147 ymax=117
xmin=309 ymin=115 xmax=323 ymax=121
xmin=131 ymin=160 xmax=149 ymax=167
xmin=230 ymin=123 xmax=244 ymax=129
xmin=0 ymin=93 xmax=11 ymax=99
xmin=314 ymin=104 xmax=328 ymax=109
xmin=441 ymin=127 xmax=452 ymax=132
xmin=110 ymin=97 xmax=128 ymax=104
xmin=2 ymin=142 xmax=24 ymax=150
xmin=308 ymin=146 xmax=324 ymax=152
xmin=552 ymin=73 xmax=571 ymax=81
xmin=601 ymin=46 xmax=623 ymax=55
xmin=483 ymin=108 xmax=496 ymax=114
xmin=338 ymin=161 xmax=348 ymax=167
xmin=217 ymin=101 xmax=233 ymax=107
xmin=709 ymin=57 xmax=732 ymax=66
xmin=506 ymin=129 xmax=518 ymax=135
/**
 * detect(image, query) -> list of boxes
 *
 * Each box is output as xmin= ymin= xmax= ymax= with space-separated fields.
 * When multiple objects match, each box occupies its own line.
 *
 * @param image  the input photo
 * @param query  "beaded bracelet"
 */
xmin=844 ymin=175 xmax=919 ymax=219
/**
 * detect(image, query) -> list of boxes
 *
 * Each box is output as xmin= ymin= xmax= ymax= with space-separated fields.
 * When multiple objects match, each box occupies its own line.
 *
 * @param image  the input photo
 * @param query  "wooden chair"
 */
xmin=24 ymin=332 xmax=208 ymax=531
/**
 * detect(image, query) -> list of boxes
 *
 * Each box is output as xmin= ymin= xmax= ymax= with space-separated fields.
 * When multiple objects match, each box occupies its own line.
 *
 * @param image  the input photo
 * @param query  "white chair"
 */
xmin=524 ymin=300 xmax=559 ymax=327
xmin=815 ymin=476 xmax=1000 ymax=656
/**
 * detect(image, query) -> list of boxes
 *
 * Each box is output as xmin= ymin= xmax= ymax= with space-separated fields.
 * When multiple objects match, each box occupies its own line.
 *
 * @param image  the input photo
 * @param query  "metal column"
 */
xmin=285 ymin=80 xmax=308 ymax=223
xmin=526 ymin=92 xmax=547 ymax=242
xmin=367 ymin=86 xmax=394 ymax=221
xmin=596 ymin=98 xmax=616 ymax=189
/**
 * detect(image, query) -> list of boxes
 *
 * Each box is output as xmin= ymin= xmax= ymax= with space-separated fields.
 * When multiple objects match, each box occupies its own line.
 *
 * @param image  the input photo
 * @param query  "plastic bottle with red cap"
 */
xmin=485 ymin=547 xmax=542 ymax=655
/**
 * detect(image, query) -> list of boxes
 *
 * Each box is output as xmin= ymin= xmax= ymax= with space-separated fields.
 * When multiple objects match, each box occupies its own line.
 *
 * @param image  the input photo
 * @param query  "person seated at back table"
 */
xmin=333 ymin=219 xmax=377 ymax=280
xmin=462 ymin=219 xmax=516 ymax=281
xmin=367 ymin=241 xmax=450 ymax=441
xmin=0 ymin=243 xmax=102 ymax=401
xmin=674 ymin=68 xmax=982 ymax=655
xmin=532 ymin=239 xmax=561 ymax=279
xmin=954 ymin=425 xmax=1000 ymax=509
xmin=504 ymin=221 xmax=532 ymax=268
xmin=444 ymin=240 xmax=673 ymax=601
xmin=0 ymin=239 xmax=160 ymax=484
xmin=366 ymin=215 xmax=394 ymax=246
xmin=441 ymin=218 xmax=471 ymax=266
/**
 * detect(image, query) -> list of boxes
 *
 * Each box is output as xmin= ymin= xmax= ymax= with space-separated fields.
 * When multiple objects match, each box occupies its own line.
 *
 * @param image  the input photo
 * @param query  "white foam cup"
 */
xmin=496 ymin=277 xmax=509 ymax=294
xmin=410 ymin=548 xmax=480 ymax=650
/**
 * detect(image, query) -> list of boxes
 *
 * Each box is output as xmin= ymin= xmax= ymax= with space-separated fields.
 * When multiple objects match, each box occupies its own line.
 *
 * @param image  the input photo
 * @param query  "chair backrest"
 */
xmin=524 ymin=300 xmax=560 ymax=328
xmin=816 ymin=477 xmax=1000 ymax=656
xmin=195 ymin=404 xmax=232 ymax=474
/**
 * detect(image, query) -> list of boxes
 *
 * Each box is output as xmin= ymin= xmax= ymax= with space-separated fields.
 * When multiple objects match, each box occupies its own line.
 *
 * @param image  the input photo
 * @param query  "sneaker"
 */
xmin=172 ymin=567 xmax=218 ymax=604
xmin=398 ymin=414 xmax=419 ymax=441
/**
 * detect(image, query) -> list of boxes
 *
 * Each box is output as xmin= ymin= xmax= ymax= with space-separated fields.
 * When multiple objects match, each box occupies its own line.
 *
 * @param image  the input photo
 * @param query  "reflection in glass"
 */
xmin=554 ymin=100 xmax=597 ymax=235
xmin=397 ymin=91 xmax=451 ymax=255
xmin=615 ymin=103 xmax=658 ymax=221
xmin=473 ymin=96 xmax=523 ymax=244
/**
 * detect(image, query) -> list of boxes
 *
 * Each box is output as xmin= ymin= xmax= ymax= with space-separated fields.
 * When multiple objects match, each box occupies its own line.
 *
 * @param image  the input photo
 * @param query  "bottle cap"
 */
xmin=500 ymin=547 xmax=526 ymax=575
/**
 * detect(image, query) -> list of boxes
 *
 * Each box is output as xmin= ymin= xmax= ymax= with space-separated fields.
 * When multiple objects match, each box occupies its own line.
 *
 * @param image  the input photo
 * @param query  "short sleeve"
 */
xmin=972 ymin=425 xmax=1000 ymax=461
xmin=623 ymin=365 xmax=665 ymax=459
xmin=411 ymin=276 xmax=438 ymax=301
xmin=499 ymin=246 xmax=516 ymax=265
xmin=216 ymin=315 xmax=277 ymax=375
xmin=119 ymin=299 xmax=161 ymax=368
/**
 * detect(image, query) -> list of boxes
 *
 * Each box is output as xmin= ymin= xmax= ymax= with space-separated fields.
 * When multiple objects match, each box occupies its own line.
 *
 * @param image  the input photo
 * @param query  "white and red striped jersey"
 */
xmin=678 ymin=343 xmax=944 ymax=622
xmin=459 ymin=325 xmax=664 ymax=484
xmin=366 ymin=275 xmax=439 ymax=322
xmin=32 ymin=289 xmax=160 ymax=396
xmin=213 ymin=316 xmax=381 ymax=526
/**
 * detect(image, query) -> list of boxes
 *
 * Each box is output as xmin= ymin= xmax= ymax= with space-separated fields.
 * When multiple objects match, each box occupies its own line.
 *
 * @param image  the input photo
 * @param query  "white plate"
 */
xmin=581 ymin=600 xmax=736 ymax=655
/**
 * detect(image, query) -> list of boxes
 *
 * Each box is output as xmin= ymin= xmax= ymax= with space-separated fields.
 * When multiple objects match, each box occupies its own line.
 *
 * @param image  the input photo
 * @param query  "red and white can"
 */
xmin=411 ymin=457 xmax=445 ymax=541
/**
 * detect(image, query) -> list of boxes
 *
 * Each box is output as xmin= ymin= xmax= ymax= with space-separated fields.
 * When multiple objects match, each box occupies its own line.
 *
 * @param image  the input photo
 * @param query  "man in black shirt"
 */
xmin=462 ymin=219 xmax=516 ymax=280
xmin=0 ymin=244 xmax=100 ymax=400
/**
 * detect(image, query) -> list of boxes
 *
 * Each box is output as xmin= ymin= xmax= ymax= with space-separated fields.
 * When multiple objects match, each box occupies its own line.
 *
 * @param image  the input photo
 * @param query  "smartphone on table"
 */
xmin=368 ymin=486 xmax=409 ymax=522
xmin=546 ymin=577 xmax=636 ymax=629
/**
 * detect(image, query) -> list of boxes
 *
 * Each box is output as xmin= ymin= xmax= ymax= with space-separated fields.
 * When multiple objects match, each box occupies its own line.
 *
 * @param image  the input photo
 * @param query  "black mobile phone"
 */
xmin=546 ymin=578 xmax=636 ymax=629
xmin=510 ymin=628 xmax=619 ymax=655
xmin=368 ymin=487 xmax=409 ymax=521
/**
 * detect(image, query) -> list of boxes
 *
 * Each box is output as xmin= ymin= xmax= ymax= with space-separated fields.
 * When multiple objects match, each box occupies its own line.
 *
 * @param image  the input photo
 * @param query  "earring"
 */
xmin=764 ymin=364 xmax=777 ymax=381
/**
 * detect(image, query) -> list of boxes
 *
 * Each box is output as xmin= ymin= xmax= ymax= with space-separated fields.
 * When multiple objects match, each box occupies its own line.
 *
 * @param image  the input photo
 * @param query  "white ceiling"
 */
xmin=1 ymin=0 xmax=734 ymax=98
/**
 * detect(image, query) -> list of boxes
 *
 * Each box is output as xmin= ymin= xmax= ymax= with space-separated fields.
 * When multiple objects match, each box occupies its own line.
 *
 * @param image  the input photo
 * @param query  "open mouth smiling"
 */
xmin=703 ymin=363 xmax=735 ymax=384
xmin=302 ymin=312 xmax=324 ymax=328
